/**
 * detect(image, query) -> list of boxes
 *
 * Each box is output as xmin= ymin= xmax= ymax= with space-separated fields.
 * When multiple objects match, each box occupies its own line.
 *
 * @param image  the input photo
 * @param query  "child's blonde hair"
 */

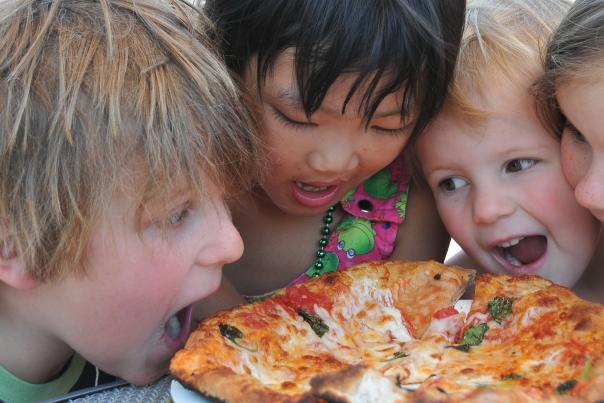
xmin=0 ymin=0 xmax=261 ymax=281
xmin=449 ymin=0 xmax=571 ymax=122
xmin=535 ymin=0 xmax=604 ymax=136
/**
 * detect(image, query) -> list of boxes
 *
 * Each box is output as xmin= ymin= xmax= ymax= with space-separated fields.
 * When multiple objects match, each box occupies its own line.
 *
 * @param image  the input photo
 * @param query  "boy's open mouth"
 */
xmin=164 ymin=305 xmax=193 ymax=348
xmin=493 ymin=235 xmax=547 ymax=268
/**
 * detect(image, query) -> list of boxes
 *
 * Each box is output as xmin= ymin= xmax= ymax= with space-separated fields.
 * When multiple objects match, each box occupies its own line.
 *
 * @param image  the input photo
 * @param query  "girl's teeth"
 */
xmin=498 ymin=237 xmax=523 ymax=248
xmin=165 ymin=314 xmax=181 ymax=340
xmin=296 ymin=181 xmax=329 ymax=192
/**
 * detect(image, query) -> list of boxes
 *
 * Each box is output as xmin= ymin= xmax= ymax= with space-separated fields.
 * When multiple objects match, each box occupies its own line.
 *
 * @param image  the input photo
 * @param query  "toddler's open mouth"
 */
xmin=493 ymin=235 xmax=547 ymax=274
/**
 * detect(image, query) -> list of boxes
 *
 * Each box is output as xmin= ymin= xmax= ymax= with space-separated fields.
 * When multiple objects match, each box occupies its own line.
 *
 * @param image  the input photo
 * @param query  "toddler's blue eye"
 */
xmin=506 ymin=159 xmax=536 ymax=173
xmin=438 ymin=177 xmax=467 ymax=192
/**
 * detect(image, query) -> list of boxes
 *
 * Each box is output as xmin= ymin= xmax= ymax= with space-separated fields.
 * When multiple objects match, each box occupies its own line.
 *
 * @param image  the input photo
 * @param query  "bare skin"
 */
xmin=195 ymin=182 xmax=449 ymax=318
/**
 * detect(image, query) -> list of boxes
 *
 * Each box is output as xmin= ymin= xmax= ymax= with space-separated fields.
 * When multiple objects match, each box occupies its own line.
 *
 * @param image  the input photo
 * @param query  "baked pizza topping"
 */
xmin=556 ymin=379 xmax=577 ymax=395
xmin=487 ymin=296 xmax=514 ymax=323
xmin=170 ymin=261 xmax=604 ymax=403
xmin=218 ymin=323 xmax=258 ymax=352
xmin=296 ymin=309 xmax=329 ymax=337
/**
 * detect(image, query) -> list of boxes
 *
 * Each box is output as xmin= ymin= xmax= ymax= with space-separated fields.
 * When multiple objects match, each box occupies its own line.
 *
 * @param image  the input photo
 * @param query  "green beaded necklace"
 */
xmin=309 ymin=204 xmax=336 ymax=277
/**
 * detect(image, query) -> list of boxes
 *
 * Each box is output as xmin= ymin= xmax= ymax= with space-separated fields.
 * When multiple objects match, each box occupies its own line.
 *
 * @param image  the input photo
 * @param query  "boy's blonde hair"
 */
xmin=448 ymin=0 xmax=571 ymax=122
xmin=0 ymin=0 xmax=261 ymax=281
xmin=535 ymin=0 xmax=604 ymax=136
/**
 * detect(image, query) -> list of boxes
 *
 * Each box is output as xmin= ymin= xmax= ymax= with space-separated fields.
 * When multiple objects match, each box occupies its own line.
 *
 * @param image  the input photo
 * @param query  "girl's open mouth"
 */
xmin=291 ymin=181 xmax=340 ymax=208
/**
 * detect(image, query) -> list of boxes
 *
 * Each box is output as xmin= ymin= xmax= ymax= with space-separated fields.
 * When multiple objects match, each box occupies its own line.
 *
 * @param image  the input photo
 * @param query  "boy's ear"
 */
xmin=0 ymin=237 xmax=39 ymax=290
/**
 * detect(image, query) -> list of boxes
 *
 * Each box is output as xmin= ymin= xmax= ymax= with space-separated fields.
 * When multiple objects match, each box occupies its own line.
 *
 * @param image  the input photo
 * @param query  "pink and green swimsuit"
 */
xmin=290 ymin=156 xmax=411 ymax=285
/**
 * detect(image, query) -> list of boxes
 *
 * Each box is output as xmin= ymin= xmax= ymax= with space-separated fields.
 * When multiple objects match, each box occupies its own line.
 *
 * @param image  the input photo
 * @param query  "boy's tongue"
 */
xmin=504 ymin=235 xmax=547 ymax=264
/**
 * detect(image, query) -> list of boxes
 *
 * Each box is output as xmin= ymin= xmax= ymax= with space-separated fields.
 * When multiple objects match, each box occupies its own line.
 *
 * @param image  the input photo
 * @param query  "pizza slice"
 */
xmin=170 ymin=260 xmax=474 ymax=402
xmin=416 ymin=274 xmax=604 ymax=400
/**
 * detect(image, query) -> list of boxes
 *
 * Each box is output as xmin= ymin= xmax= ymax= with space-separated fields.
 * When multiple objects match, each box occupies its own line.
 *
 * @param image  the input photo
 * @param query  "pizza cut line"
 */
xmin=170 ymin=260 xmax=604 ymax=402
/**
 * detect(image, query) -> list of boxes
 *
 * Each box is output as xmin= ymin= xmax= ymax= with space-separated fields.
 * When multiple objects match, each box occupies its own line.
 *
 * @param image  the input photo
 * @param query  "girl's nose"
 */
xmin=574 ymin=164 xmax=604 ymax=218
xmin=306 ymin=141 xmax=360 ymax=175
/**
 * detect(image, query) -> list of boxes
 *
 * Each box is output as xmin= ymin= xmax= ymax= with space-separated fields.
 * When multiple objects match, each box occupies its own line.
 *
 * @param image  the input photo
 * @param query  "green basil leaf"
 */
xmin=556 ymin=379 xmax=577 ymax=395
xmin=218 ymin=323 xmax=258 ymax=352
xmin=502 ymin=373 xmax=524 ymax=380
xmin=384 ymin=351 xmax=409 ymax=362
xmin=463 ymin=323 xmax=489 ymax=346
xmin=488 ymin=296 xmax=514 ymax=324
xmin=297 ymin=309 xmax=329 ymax=337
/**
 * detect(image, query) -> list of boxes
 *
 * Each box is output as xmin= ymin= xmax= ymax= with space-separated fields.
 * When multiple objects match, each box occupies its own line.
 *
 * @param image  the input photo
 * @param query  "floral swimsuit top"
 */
xmin=290 ymin=156 xmax=411 ymax=285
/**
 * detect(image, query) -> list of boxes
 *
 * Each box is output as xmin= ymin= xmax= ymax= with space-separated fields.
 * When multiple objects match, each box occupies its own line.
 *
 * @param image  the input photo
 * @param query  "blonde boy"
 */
xmin=0 ymin=0 xmax=260 ymax=401
xmin=414 ymin=0 xmax=600 ymax=289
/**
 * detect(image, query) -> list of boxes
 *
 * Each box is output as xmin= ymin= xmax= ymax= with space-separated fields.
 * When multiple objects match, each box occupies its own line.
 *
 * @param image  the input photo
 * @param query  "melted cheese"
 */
xmin=311 ymin=280 xmax=414 ymax=363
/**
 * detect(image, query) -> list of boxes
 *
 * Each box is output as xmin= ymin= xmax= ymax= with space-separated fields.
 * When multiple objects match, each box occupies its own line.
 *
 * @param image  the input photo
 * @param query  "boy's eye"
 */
xmin=438 ymin=177 xmax=468 ymax=192
xmin=271 ymin=106 xmax=317 ymax=129
xmin=564 ymin=122 xmax=587 ymax=143
xmin=167 ymin=208 xmax=189 ymax=226
xmin=505 ymin=159 xmax=536 ymax=173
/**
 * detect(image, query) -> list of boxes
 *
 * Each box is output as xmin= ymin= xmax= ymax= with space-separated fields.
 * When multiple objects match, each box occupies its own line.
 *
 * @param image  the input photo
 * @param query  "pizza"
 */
xmin=169 ymin=260 xmax=604 ymax=402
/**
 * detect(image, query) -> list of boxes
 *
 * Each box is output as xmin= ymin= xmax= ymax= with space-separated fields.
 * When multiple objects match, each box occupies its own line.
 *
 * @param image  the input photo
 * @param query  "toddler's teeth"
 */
xmin=498 ymin=237 xmax=523 ymax=248
xmin=503 ymin=248 xmax=522 ymax=267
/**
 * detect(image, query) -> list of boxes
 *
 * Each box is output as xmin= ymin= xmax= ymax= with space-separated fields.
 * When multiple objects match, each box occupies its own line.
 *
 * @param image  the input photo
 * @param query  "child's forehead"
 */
xmin=256 ymin=49 xmax=404 ymax=113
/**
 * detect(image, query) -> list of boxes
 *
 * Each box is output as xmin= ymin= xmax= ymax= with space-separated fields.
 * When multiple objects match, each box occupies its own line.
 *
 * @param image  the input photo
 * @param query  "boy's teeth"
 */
xmin=498 ymin=237 xmax=523 ymax=248
xmin=296 ymin=181 xmax=328 ymax=192
xmin=165 ymin=314 xmax=181 ymax=340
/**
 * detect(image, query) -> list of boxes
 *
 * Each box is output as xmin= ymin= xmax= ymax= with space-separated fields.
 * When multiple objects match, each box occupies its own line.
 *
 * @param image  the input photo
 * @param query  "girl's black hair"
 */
xmin=205 ymin=0 xmax=466 ymax=141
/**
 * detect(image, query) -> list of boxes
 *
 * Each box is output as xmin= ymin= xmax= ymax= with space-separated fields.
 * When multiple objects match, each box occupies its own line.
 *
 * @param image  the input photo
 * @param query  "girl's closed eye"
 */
xmin=505 ymin=158 xmax=537 ymax=173
xmin=370 ymin=123 xmax=412 ymax=136
xmin=438 ymin=176 xmax=468 ymax=193
xmin=270 ymin=106 xmax=317 ymax=130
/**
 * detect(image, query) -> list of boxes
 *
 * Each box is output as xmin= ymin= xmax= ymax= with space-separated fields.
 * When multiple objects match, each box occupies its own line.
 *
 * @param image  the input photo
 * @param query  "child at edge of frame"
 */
xmin=0 ymin=0 xmax=262 ymax=401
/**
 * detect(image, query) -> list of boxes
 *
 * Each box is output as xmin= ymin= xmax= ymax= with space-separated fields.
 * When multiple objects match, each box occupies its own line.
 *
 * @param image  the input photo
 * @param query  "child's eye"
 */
xmin=505 ymin=159 xmax=537 ymax=173
xmin=167 ymin=207 xmax=190 ymax=226
xmin=271 ymin=107 xmax=317 ymax=129
xmin=564 ymin=121 xmax=587 ymax=143
xmin=371 ymin=124 xmax=411 ymax=136
xmin=438 ymin=177 xmax=468 ymax=192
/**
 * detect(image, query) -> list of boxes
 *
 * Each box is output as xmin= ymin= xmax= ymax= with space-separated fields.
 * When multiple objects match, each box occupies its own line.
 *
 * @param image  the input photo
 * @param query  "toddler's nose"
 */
xmin=472 ymin=186 xmax=515 ymax=225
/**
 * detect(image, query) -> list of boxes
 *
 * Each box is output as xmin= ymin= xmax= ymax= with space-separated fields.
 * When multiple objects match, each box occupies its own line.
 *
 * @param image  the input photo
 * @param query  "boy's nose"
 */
xmin=306 ymin=142 xmax=360 ymax=176
xmin=471 ymin=186 xmax=515 ymax=225
xmin=199 ymin=214 xmax=244 ymax=267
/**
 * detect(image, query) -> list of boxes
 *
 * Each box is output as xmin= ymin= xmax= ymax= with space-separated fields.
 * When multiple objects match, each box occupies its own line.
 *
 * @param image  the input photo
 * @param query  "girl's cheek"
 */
xmin=560 ymin=134 xmax=589 ymax=189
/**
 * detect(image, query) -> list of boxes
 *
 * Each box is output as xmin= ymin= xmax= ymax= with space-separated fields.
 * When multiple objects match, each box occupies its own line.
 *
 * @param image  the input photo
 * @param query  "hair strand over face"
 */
xmin=0 ymin=0 xmax=262 ymax=281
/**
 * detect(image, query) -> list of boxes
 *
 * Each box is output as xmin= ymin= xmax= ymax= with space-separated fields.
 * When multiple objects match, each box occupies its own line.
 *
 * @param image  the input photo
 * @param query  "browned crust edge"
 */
xmin=175 ymin=367 xmax=320 ymax=403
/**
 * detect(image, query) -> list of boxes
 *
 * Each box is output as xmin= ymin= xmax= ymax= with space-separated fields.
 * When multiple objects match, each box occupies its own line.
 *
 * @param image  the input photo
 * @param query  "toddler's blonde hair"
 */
xmin=449 ymin=0 xmax=570 ymax=122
